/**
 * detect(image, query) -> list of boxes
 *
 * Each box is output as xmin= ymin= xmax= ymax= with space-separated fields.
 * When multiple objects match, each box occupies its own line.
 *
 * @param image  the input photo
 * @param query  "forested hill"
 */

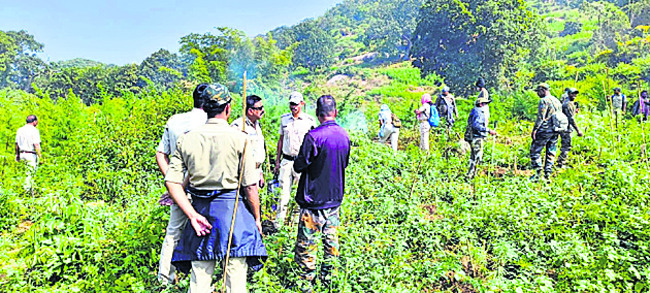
xmin=1 ymin=1 xmax=650 ymax=292
xmin=2 ymin=0 xmax=650 ymax=102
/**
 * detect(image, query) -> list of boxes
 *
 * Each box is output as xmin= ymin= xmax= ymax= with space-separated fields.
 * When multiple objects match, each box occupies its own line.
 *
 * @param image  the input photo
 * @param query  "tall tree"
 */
xmin=410 ymin=0 xmax=544 ymax=94
xmin=139 ymin=49 xmax=183 ymax=89
xmin=292 ymin=20 xmax=336 ymax=70
xmin=0 ymin=30 xmax=45 ymax=91
xmin=585 ymin=1 xmax=630 ymax=52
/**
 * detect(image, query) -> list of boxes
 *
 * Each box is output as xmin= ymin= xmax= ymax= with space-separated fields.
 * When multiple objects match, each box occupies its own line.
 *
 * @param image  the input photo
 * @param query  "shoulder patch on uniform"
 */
xmin=281 ymin=113 xmax=291 ymax=118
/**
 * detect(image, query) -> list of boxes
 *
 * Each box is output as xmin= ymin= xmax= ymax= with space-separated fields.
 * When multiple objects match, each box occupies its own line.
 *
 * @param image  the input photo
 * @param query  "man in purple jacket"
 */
xmin=293 ymin=95 xmax=350 ymax=292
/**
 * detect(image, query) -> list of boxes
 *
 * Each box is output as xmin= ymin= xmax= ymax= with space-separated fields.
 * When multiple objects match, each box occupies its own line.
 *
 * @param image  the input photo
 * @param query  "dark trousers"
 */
xmin=530 ymin=131 xmax=559 ymax=175
xmin=557 ymin=131 xmax=572 ymax=167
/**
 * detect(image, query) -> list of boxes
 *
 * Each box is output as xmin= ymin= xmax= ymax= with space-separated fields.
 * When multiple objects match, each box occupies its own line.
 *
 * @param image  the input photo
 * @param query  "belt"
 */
xmin=186 ymin=187 xmax=236 ymax=198
xmin=20 ymin=150 xmax=37 ymax=154
xmin=282 ymin=154 xmax=296 ymax=161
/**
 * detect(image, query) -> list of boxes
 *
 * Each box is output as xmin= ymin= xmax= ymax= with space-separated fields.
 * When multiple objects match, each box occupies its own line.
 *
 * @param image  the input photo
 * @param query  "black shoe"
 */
xmin=261 ymin=220 xmax=278 ymax=235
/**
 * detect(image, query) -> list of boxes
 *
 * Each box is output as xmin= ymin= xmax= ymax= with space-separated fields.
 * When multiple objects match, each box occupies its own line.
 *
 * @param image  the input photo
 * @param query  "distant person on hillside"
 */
xmin=414 ymin=94 xmax=433 ymax=152
xmin=155 ymin=83 xmax=208 ymax=285
xmin=464 ymin=97 xmax=496 ymax=180
xmin=293 ymin=95 xmax=350 ymax=292
xmin=273 ymin=92 xmax=317 ymax=229
xmin=231 ymin=95 xmax=266 ymax=187
xmin=557 ymin=88 xmax=584 ymax=168
xmin=610 ymin=87 xmax=627 ymax=125
xmin=165 ymin=84 xmax=267 ymax=293
xmin=15 ymin=115 xmax=41 ymax=191
xmin=530 ymin=83 xmax=563 ymax=181
xmin=476 ymin=77 xmax=489 ymax=104
xmin=636 ymin=90 xmax=650 ymax=121
xmin=379 ymin=104 xmax=399 ymax=151
xmin=435 ymin=86 xmax=459 ymax=130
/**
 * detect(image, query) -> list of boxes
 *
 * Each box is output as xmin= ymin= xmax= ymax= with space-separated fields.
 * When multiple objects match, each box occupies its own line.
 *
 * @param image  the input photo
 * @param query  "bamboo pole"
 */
xmin=221 ymin=72 xmax=248 ymax=293
xmin=574 ymin=71 xmax=579 ymax=88
xmin=603 ymin=79 xmax=614 ymax=133
xmin=488 ymin=121 xmax=498 ymax=185
xmin=242 ymin=71 xmax=247 ymax=133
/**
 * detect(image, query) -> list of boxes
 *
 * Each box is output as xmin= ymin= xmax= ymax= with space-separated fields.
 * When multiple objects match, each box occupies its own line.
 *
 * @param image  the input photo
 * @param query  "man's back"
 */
xmin=535 ymin=95 xmax=561 ymax=133
xmin=167 ymin=118 xmax=257 ymax=191
xmin=294 ymin=121 xmax=350 ymax=210
xmin=16 ymin=124 xmax=40 ymax=158
xmin=158 ymin=108 xmax=207 ymax=156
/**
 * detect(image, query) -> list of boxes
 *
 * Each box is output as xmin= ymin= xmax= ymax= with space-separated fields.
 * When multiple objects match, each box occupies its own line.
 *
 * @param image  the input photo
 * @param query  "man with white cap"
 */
xmin=273 ymin=91 xmax=317 ymax=228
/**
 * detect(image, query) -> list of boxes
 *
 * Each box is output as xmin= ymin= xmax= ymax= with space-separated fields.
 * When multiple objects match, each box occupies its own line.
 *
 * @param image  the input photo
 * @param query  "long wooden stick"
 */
xmin=603 ymin=79 xmax=614 ymax=133
xmin=488 ymin=121 xmax=498 ymax=185
xmin=242 ymin=71 xmax=247 ymax=133
xmin=222 ymin=72 xmax=248 ymax=293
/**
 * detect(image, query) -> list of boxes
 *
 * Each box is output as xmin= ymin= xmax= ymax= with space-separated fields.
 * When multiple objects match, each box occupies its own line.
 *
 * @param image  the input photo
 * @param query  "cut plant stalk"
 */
xmin=222 ymin=71 xmax=248 ymax=293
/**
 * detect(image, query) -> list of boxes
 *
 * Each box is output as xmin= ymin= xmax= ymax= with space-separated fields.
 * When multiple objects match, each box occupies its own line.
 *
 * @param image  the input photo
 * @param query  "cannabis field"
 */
xmin=0 ymin=62 xmax=649 ymax=293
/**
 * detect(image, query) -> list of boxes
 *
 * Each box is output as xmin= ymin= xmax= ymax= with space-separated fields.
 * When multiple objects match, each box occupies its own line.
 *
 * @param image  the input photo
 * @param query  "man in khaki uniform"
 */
xmin=273 ymin=91 xmax=317 ymax=228
xmin=165 ymin=84 xmax=267 ymax=293
xmin=15 ymin=115 xmax=41 ymax=191
xmin=231 ymin=95 xmax=266 ymax=187
xmin=155 ymin=83 xmax=208 ymax=285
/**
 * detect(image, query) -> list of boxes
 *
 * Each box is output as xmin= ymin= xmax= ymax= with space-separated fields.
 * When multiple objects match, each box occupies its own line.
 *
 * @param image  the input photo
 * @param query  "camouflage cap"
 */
xmin=568 ymin=87 xmax=579 ymax=94
xmin=201 ymin=84 xmax=232 ymax=106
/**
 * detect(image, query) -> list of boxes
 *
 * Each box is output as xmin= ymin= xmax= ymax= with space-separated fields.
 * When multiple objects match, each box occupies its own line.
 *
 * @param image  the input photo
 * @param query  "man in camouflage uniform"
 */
xmin=530 ymin=83 xmax=563 ymax=181
xmin=610 ymin=87 xmax=627 ymax=127
xmin=557 ymin=88 xmax=585 ymax=168
xmin=293 ymin=95 xmax=350 ymax=292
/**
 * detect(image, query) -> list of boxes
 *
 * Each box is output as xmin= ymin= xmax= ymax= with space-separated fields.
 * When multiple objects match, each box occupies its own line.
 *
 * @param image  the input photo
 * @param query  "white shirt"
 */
xmin=157 ymin=108 xmax=208 ymax=156
xmin=16 ymin=124 xmax=41 ymax=161
xmin=278 ymin=112 xmax=317 ymax=157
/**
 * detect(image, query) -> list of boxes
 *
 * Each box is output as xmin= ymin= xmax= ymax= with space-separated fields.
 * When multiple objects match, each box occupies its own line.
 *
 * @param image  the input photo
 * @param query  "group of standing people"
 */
xmin=155 ymin=83 xmax=350 ymax=293
xmin=375 ymin=77 xmax=592 ymax=182
xmin=377 ymin=86 xmax=459 ymax=153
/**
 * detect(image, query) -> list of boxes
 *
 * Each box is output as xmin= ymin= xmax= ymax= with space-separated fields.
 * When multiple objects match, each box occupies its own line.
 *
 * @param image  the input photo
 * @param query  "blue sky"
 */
xmin=0 ymin=0 xmax=341 ymax=65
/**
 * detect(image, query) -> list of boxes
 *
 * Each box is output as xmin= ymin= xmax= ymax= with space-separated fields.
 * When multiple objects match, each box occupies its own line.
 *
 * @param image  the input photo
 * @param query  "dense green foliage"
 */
xmin=410 ymin=0 xmax=544 ymax=94
xmin=2 ymin=63 xmax=649 ymax=292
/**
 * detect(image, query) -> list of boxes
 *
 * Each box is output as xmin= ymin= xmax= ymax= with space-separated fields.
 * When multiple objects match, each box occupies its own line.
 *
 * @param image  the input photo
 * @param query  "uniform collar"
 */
xmin=244 ymin=116 xmax=259 ymax=128
xmin=290 ymin=112 xmax=307 ymax=120
xmin=206 ymin=118 xmax=229 ymax=125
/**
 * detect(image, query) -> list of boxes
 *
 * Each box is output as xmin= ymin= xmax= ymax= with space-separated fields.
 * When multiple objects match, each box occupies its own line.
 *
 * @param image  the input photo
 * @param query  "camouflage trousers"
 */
xmin=466 ymin=138 xmax=484 ymax=179
xmin=530 ymin=131 xmax=559 ymax=175
xmin=557 ymin=131 xmax=572 ymax=167
xmin=294 ymin=207 xmax=340 ymax=284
